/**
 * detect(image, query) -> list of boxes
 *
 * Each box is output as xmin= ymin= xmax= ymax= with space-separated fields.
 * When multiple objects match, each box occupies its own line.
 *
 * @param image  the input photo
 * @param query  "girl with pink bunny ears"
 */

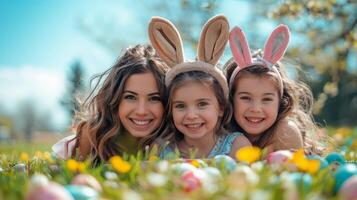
xmin=224 ymin=25 xmax=321 ymax=154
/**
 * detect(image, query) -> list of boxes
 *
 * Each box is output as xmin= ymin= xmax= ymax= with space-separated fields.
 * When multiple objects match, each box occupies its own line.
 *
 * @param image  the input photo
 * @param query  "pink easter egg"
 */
xmin=181 ymin=170 xmax=202 ymax=192
xmin=26 ymin=182 xmax=73 ymax=200
xmin=71 ymin=174 xmax=102 ymax=192
xmin=267 ymin=150 xmax=292 ymax=164
xmin=339 ymin=175 xmax=357 ymax=200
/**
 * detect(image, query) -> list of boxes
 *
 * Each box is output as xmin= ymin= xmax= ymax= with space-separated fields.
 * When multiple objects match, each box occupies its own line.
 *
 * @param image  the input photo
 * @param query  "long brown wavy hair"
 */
xmin=67 ymin=44 xmax=168 ymax=164
xmin=224 ymin=50 xmax=321 ymax=153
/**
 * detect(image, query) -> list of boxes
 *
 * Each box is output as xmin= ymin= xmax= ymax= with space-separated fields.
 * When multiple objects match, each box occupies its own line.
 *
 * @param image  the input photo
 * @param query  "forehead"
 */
xmin=124 ymin=72 xmax=159 ymax=93
xmin=235 ymin=75 xmax=279 ymax=94
xmin=172 ymin=81 xmax=216 ymax=100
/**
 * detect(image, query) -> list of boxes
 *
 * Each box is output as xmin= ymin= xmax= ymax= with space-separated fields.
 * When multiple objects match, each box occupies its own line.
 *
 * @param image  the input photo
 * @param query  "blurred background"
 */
xmin=0 ymin=0 xmax=356 ymax=151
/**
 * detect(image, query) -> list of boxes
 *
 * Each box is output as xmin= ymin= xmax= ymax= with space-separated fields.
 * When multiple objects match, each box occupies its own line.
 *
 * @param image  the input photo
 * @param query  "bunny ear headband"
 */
xmin=229 ymin=24 xmax=290 ymax=97
xmin=148 ymin=15 xmax=230 ymax=99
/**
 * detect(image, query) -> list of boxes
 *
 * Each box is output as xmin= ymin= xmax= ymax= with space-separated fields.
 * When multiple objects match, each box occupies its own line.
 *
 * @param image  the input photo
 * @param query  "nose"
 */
xmin=185 ymin=107 xmax=198 ymax=120
xmin=135 ymin=100 xmax=149 ymax=116
xmin=249 ymin=102 xmax=262 ymax=113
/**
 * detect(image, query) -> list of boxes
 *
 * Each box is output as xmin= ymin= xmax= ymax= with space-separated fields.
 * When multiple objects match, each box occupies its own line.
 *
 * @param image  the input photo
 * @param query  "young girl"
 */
xmin=52 ymin=44 xmax=169 ymax=163
xmin=147 ymin=15 xmax=251 ymax=159
xmin=225 ymin=25 xmax=320 ymax=154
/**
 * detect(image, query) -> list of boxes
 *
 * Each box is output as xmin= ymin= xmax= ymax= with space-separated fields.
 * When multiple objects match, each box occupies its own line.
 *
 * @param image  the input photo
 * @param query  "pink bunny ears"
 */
xmin=228 ymin=25 xmax=290 ymax=96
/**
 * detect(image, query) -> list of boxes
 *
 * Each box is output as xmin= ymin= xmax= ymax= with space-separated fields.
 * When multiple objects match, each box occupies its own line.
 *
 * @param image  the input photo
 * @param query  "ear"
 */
xmin=148 ymin=17 xmax=184 ymax=67
xmin=229 ymin=26 xmax=252 ymax=67
xmin=197 ymin=15 xmax=229 ymax=65
xmin=263 ymin=24 xmax=290 ymax=64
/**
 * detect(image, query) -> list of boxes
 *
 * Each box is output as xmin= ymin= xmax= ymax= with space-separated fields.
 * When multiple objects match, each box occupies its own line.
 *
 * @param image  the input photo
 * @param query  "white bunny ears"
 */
xmin=148 ymin=15 xmax=230 ymax=98
xmin=228 ymin=25 xmax=290 ymax=97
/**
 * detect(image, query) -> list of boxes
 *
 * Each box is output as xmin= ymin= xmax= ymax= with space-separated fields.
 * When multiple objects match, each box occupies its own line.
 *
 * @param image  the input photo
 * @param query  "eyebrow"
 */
xmin=123 ymin=90 xmax=160 ymax=96
xmin=172 ymin=98 xmax=211 ymax=104
xmin=237 ymin=92 xmax=276 ymax=96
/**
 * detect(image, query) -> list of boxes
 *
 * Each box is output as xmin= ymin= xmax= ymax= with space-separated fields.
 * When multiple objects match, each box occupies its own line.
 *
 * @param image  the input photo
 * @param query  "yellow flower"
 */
xmin=190 ymin=160 xmax=200 ymax=168
xmin=77 ymin=162 xmax=86 ymax=173
xmin=290 ymin=149 xmax=308 ymax=171
xmin=149 ymin=155 xmax=159 ymax=161
xmin=290 ymin=149 xmax=320 ymax=173
xmin=110 ymin=156 xmax=132 ymax=173
xmin=67 ymin=159 xmax=79 ymax=172
xmin=336 ymin=127 xmax=353 ymax=137
xmin=43 ymin=151 xmax=53 ymax=163
xmin=235 ymin=146 xmax=261 ymax=164
xmin=306 ymin=159 xmax=320 ymax=174
xmin=20 ymin=152 xmax=29 ymax=162
xmin=352 ymin=139 xmax=357 ymax=148
xmin=34 ymin=151 xmax=43 ymax=159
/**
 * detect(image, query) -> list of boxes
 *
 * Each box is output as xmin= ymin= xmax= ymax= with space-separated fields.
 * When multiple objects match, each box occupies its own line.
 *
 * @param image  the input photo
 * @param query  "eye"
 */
xmin=123 ymin=94 xmax=136 ymax=100
xmin=149 ymin=95 xmax=161 ymax=102
xmin=262 ymin=97 xmax=273 ymax=102
xmin=198 ymin=101 xmax=208 ymax=108
xmin=239 ymin=96 xmax=251 ymax=101
xmin=174 ymin=103 xmax=185 ymax=109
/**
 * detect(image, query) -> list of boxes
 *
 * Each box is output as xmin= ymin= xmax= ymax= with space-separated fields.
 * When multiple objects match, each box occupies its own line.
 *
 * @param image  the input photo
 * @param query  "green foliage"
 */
xmin=270 ymin=0 xmax=357 ymax=125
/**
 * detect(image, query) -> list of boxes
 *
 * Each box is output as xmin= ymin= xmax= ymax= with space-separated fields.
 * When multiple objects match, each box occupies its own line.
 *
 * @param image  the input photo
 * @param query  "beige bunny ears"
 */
xmin=148 ymin=15 xmax=229 ymax=98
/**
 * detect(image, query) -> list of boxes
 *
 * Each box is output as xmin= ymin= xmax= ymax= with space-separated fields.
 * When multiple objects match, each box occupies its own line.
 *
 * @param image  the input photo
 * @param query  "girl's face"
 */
xmin=233 ymin=74 xmax=279 ymax=136
xmin=171 ymin=81 xmax=222 ymax=141
xmin=118 ymin=72 xmax=164 ymax=137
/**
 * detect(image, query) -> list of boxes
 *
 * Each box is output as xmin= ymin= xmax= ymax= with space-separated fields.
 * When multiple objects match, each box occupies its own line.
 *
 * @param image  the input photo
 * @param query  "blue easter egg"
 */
xmin=325 ymin=152 xmax=346 ymax=165
xmin=213 ymin=155 xmax=237 ymax=172
xmin=65 ymin=185 xmax=99 ymax=200
xmin=307 ymin=155 xmax=329 ymax=169
xmin=288 ymin=173 xmax=312 ymax=193
xmin=335 ymin=164 xmax=357 ymax=192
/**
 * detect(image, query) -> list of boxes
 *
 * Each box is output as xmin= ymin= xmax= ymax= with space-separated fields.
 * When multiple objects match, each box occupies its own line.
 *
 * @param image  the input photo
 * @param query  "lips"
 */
xmin=184 ymin=123 xmax=204 ymax=130
xmin=245 ymin=117 xmax=264 ymax=123
xmin=129 ymin=118 xmax=154 ymax=131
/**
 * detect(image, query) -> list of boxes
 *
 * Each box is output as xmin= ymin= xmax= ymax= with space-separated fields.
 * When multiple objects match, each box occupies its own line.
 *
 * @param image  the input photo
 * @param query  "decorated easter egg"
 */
xmin=171 ymin=162 xmax=197 ymax=175
xmin=29 ymin=174 xmax=49 ymax=192
xmin=181 ymin=169 xmax=206 ymax=192
xmin=202 ymin=167 xmax=222 ymax=180
xmin=71 ymin=174 xmax=102 ymax=192
xmin=325 ymin=152 xmax=346 ymax=165
xmin=307 ymin=155 xmax=329 ymax=169
xmin=26 ymin=182 xmax=74 ymax=200
xmin=14 ymin=163 xmax=27 ymax=173
xmin=233 ymin=165 xmax=259 ymax=185
xmin=287 ymin=172 xmax=312 ymax=192
xmin=213 ymin=155 xmax=237 ymax=172
xmin=267 ymin=150 xmax=292 ymax=164
xmin=335 ymin=164 xmax=357 ymax=192
xmin=339 ymin=175 xmax=357 ymax=200
xmin=65 ymin=185 xmax=99 ymax=200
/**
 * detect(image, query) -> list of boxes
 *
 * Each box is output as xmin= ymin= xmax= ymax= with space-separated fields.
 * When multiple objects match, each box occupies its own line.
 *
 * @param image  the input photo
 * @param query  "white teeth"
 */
xmin=186 ymin=124 xmax=201 ymax=128
xmin=246 ymin=117 xmax=263 ymax=123
xmin=132 ymin=119 xmax=150 ymax=125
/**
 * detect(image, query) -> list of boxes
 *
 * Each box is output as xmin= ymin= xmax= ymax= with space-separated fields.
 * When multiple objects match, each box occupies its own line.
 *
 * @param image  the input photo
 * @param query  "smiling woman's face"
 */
xmin=118 ymin=72 xmax=164 ymax=137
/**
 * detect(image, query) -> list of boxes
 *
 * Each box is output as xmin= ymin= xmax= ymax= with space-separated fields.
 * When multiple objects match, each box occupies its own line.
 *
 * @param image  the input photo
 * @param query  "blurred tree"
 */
xmin=268 ymin=0 xmax=357 ymax=125
xmin=15 ymin=100 xmax=54 ymax=141
xmin=60 ymin=61 xmax=85 ymax=124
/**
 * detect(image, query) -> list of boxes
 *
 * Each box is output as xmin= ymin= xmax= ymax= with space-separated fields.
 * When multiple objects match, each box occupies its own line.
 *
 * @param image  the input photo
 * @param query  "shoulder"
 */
xmin=229 ymin=133 xmax=252 ymax=158
xmin=273 ymin=119 xmax=303 ymax=151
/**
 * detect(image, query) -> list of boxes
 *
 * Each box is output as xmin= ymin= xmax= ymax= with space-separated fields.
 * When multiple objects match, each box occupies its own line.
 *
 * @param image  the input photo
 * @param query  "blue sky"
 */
xmin=0 ymin=0 xmax=252 ymax=130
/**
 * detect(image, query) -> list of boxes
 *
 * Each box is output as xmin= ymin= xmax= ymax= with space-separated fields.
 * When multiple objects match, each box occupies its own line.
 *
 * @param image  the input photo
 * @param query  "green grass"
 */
xmin=0 ymin=141 xmax=52 ymax=155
